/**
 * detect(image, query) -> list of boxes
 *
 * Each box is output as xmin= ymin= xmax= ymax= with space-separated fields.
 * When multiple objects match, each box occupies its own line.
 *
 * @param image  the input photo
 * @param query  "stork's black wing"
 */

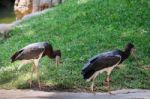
xmin=11 ymin=49 xmax=24 ymax=62
xmin=11 ymin=47 xmax=45 ymax=62
xmin=90 ymin=55 xmax=121 ymax=71
xmin=82 ymin=53 xmax=121 ymax=80
xmin=11 ymin=42 xmax=49 ymax=62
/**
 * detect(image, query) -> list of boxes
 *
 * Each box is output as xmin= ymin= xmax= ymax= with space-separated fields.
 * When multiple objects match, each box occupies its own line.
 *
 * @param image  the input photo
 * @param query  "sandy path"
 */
xmin=0 ymin=89 xmax=150 ymax=99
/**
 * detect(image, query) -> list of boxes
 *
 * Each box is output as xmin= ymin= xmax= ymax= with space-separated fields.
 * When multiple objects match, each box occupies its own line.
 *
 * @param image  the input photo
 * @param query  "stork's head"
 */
xmin=53 ymin=50 xmax=61 ymax=66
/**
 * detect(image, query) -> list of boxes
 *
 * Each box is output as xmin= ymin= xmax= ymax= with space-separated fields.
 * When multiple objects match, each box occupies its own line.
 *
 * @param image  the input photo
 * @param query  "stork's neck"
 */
xmin=51 ymin=50 xmax=57 ymax=58
xmin=44 ymin=44 xmax=55 ymax=59
xmin=44 ymin=43 xmax=60 ymax=59
xmin=122 ymin=48 xmax=132 ymax=60
xmin=46 ymin=49 xmax=58 ymax=58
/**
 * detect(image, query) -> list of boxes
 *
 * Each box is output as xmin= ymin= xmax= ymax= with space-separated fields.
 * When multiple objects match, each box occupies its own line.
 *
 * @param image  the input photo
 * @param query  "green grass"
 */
xmin=0 ymin=0 xmax=150 ymax=91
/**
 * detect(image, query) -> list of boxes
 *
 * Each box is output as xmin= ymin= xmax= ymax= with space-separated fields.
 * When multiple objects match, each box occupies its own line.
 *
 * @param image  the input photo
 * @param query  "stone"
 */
xmin=0 ymin=24 xmax=12 ymax=39
xmin=14 ymin=0 xmax=33 ymax=20
xmin=14 ymin=0 xmax=64 ymax=19
xmin=32 ymin=0 xmax=63 ymax=12
xmin=32 ymin=0 xmax=52 ymax=12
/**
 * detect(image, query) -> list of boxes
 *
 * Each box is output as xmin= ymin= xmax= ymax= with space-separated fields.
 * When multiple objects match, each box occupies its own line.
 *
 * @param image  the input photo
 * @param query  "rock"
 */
xmin=0 ymin=24 xmax=12 ymax=39
xmin=14 ymin=0 xmax=33 ymax=20
xmin=14 ymin=0 xmax=64 ymax=19
xmin=52 ymin=0 xmax=63 ymax=6
xmin=23 ymin=9 xmax=51 ymax=20
xmin=0 ymin=8 xmax=50 ymax=40
xmin=32 ymin=0 xmax=40 ymax=12
xmin=32 ymin=0 xmax=63 ymax=12
xmin=0 ymin=8 xmax=51 ymax=40
xmin=39 ymin=0 xmax=53 ymax=11
xmin=32 ymin=0 xmax=53 ymax=12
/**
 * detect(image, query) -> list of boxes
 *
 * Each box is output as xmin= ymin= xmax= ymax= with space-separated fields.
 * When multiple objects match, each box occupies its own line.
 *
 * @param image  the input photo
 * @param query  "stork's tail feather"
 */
xmin=81 ymin=69 xmax=95 ymax=81
xmin=11 ymin=50 xmax=23 ymax=63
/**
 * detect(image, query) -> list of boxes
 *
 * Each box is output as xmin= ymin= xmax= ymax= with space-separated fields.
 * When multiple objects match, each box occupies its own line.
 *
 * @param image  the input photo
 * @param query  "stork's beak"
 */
xmin=131 ymin=48 xmax=136 ymax=59
xmin=55 ymin=56 xmax=61 ymax=66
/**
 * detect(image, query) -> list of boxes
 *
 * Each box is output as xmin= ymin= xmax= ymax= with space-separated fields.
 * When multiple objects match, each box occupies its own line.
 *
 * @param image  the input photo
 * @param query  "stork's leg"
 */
xmin=91 ymin=79 xmax=95 ymax=92
xmin=36 ymin=66 xmax=41 ymax=89
xmin=105 ymin=75 xmax=110 ymax=87
xmin=105 ymin=69 xmax=113 ymax=94
xmin=30 ymin=65 xmax=33 ymax=88
xmin=104 ymin=74 xmax=112 ymax=94
xmin=90 ymin=72 xmax=98 ymax=94
xmin=104 ymin=67 xmax=113 ymax=87
xmin=33 ymin=52 xmax=44 ymax=89
xmin=30 ymin=62 xmax=36 ymax=88
xmin=91 ymin=79 xmax=96 ymax=95
xmin=17 ymin=63 xmax=24 ymax=70
xmin=55 ymin=56 xmax=60 ymax=66
xmin=33 ymin=60 xmax=41 ymax=89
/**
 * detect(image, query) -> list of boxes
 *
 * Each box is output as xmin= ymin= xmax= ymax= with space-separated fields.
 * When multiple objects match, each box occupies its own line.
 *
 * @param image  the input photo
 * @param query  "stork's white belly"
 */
xmin=86 ymin=64 xmax=119 ymax=82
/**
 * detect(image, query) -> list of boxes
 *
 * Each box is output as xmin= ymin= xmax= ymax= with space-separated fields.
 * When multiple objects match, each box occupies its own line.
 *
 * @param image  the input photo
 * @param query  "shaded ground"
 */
xmin=0 ymin=89 xmax=150 ymax=99
xmin=0 ymin=0 xmax=15 ymax=23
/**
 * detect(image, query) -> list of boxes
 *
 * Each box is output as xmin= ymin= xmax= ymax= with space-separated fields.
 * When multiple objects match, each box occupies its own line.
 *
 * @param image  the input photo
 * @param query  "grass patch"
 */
xmin=0 ymin=0 xmax=150 ymax=91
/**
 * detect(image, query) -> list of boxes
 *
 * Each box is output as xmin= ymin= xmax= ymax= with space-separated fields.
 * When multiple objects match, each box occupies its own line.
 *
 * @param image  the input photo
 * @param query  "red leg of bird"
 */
xmin=105 ymin=75 xmax=114 ymax=95
xmin=104 ymin=75 xmax=110 ymax=86
xmin=105 ymin=75 xmax=111 ymax=94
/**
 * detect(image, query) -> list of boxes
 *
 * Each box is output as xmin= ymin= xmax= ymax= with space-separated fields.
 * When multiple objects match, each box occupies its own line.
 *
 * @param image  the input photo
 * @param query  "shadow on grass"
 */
xmin=17 ymin=81 xmax=81 ymax=92
xmin=16 ymin=79 xmax=113 ymax=93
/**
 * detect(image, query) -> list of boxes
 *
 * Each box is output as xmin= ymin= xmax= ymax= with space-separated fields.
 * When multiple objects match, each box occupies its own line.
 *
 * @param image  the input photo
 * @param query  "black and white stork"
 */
xmin=81 ymin=43 xmax=135 ymax=92
xmin=11 ymin=42 xmax=61 ymax=89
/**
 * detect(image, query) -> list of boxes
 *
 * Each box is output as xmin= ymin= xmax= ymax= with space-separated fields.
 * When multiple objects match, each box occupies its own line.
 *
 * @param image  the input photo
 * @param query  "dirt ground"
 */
xmin=0 ymin=89 xmax=150 ymax=99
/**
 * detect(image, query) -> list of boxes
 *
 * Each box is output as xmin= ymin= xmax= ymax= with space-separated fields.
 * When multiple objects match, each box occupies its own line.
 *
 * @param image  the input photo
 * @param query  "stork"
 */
xmin=81 ymin=43 xmax=135 ymax=93
xmin=11 ymin=42 xmax=61 ymax=89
